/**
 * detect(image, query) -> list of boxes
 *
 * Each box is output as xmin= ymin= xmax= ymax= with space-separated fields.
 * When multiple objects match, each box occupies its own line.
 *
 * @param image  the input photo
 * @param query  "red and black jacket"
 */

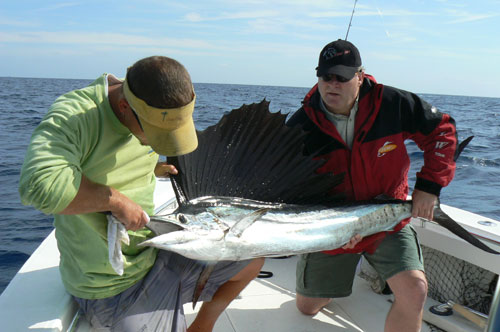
xmin=286 ymin=75 xmax=458 ymax=254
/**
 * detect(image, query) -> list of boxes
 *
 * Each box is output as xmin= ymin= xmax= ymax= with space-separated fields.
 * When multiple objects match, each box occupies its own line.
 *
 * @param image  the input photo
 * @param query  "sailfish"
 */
xmin=140 ymin=100 xmax=498 ymax=306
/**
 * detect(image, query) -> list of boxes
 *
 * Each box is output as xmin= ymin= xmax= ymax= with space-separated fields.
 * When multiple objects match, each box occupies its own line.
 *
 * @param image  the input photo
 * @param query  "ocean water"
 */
xmin=1 ymin=77 xmax=499 ymax=295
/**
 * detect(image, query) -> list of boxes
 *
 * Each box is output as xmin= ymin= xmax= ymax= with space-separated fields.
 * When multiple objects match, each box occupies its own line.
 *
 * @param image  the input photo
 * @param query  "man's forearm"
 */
xmin=59 ymin=175 xmax=120 ymax=215
xmin=59 ymin=175 xmax=149 ymax=231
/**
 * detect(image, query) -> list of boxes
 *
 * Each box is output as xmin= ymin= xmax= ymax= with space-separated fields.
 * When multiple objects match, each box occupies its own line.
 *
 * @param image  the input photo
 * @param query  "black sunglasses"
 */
xmin=321 ymin=73 xmax=351 ymax=83
xmin=130 ymin=107 xmax=144 ymax=131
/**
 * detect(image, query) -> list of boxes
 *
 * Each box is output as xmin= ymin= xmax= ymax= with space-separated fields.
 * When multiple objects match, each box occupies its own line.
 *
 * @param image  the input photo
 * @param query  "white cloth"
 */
xmin=107 ymin=212 xmax=150 ymax=275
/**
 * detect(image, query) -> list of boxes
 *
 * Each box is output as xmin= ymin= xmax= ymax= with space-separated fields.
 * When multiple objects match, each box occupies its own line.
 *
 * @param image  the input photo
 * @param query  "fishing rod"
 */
xmin=345 ymin=0 xmax=358 ymax=40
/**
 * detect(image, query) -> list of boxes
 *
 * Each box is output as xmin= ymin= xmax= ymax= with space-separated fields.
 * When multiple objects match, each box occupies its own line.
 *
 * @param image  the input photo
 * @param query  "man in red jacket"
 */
xmin=287 ymin=39 xmax=458 ymax=332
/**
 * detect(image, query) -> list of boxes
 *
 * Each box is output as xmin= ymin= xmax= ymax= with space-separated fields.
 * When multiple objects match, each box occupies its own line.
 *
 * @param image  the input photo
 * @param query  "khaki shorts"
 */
xmin=74 ymin=250 xmax=250 ymax=331
xmin=296 ymin=225 xmax=424 ymax=298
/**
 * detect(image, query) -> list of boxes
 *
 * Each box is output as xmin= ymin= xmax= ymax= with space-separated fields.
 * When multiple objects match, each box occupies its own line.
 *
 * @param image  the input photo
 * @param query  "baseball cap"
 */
xmin=316 ymin=39 xmax=362 ymax=80
xmin=123 ymin=78 xmax=198 ymax=157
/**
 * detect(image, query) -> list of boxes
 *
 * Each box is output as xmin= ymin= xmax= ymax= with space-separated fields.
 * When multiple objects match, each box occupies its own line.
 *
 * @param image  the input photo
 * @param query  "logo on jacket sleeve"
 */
xmin=377 ymin=141 xmax=397 ymax=157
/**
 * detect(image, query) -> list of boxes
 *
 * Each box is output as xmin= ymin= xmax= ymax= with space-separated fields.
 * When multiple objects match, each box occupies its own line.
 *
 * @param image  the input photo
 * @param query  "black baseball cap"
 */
xmin=316 ymin=39 xmax=362 ymax=80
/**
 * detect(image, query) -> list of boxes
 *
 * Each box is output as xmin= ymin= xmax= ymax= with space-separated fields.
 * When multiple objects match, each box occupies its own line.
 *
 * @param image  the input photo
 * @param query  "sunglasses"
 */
xmin=130 ymin=107 xmax=144 ymax=131
xmin=321 ymin=73 xmax=352 ymax=83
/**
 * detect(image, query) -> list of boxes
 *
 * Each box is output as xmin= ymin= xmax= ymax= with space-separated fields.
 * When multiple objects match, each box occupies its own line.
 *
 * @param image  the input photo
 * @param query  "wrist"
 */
xmin=107 ymin=186 xmax=126 ymax=215
xmin=414 ymin=177 xmax=442 ymax=197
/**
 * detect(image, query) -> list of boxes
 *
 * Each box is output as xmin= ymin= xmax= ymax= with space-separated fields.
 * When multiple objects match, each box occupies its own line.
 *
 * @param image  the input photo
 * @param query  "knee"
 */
xmin=296 ymin=294 xmax=331 ymax=316
xmin=243 ymin=258 xmax=265 ymax=279
xmin=250 ymin=257 xmax=265 ymax=273
xmin=410 ymin=276 xmax=428 ymax=304
xmin=296 ymin=300 xmax=317 ymax=316
xmin=230 ymin=258 xmax=265 ymax=283
xmin=296 ymin=305 xmax=316 ymax=316
xmin=394 ymin=274 xmax=428 ymax=309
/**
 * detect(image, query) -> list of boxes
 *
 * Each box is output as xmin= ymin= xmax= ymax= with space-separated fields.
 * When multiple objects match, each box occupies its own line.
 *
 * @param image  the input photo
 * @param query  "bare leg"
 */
xmin=296 ymin=293 xmax=332 ymax=316
xmin=385 ymin=270 xmax=427 ymax=332
xmin=187 ymin=258 xmax=264 ymax=332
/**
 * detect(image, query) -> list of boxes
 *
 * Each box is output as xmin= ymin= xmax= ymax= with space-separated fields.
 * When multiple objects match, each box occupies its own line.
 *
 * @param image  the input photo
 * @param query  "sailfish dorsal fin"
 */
xmin=169 ymin=100 xmax=344 ymax=205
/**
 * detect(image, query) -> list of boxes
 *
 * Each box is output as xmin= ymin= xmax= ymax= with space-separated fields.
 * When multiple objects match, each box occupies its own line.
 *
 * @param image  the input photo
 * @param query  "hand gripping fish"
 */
xmin=138 ymin=101 xmax=498 ymax=306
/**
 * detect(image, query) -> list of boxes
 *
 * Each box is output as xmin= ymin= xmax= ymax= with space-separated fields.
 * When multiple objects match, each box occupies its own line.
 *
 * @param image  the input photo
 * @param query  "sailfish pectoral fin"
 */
xmin=230 ymin=208 xmax=269 ymax=237
xmin=192 ymin=262 xmax=217 ymax=309
xmin=433 ymin=206 xmax=500 ymax=255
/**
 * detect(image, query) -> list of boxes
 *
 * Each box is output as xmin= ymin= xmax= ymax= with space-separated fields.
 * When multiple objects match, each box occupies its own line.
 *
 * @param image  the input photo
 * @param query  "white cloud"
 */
xmin=0 ymin=31 xmax=214 ymax=49
xmin=0 ymin=17 xmax=38 ymax=28
xmin=185 ymin=13 xmax=203 ymax=22
xmin=183 ymin=10 xmax=279 ymax=22
xmin=446 ymin=13 xmax=498 ymax=24
xmin=37 ymin=2 xmax=82 ymax=11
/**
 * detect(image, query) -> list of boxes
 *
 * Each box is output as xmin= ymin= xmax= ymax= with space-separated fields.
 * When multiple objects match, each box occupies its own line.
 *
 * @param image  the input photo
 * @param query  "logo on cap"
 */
xmin=323 ymin=47 xmax=351 ymax=60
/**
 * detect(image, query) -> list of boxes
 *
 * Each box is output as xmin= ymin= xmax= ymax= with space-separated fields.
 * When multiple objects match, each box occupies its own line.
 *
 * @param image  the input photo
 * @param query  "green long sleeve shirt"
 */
xmin=19 ymin=74 xmax=159 ymax=299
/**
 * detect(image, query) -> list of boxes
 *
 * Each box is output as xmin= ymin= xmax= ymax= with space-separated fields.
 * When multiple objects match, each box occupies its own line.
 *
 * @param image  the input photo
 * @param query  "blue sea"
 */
xmin=1 ymin=77 xmax=499 ymax=295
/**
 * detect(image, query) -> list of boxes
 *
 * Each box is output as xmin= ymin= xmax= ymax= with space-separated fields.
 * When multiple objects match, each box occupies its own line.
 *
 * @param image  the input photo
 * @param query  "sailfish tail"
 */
xmin=432 ymin=135 xmax=499 ymax=254
xmin=433 ymin=205 xmax=499 ymax=255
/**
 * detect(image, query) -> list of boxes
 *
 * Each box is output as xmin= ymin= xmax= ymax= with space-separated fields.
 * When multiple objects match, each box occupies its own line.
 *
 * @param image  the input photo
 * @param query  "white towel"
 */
xmin=107 ymin=212 xmax=150 ymax=275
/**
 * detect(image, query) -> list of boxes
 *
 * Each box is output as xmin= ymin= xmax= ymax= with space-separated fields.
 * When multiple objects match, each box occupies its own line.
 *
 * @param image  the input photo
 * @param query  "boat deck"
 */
xmin=0 ymin=178 xmax=497 ymax=331
xmin=68 ymin=255 xmax=400 ymax=332
xmin=70 ymin=254 xmax=484 ymax=332
xmin=185 ymin=255 xmax=395 ymax=332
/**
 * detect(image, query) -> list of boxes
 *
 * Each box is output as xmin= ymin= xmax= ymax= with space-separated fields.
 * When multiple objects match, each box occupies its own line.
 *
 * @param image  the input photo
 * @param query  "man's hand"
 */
xmin=109 ymin=193 xmax=150 ymax=231
xmin=342 ymin=234 xmax=363 ymax=250
xmin=154 ymin=162 xmax=178 ymax=177
xmin=411 ymin=189 xmax=437 ymax=221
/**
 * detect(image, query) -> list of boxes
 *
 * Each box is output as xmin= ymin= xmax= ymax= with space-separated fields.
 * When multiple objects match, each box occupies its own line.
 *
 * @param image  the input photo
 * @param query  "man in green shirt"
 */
xmin=19 ymin=56 xmax=264 ymax=331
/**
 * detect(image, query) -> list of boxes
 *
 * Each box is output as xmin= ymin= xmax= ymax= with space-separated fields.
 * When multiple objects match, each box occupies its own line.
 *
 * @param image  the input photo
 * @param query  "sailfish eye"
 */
xmin=178 ymin=213 xmax=188 ymax=224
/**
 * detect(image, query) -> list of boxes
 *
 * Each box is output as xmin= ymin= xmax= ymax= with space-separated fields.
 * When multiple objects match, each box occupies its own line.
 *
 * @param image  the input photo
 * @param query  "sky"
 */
xmin=0 ymin=0 xmax=499 ymax=98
